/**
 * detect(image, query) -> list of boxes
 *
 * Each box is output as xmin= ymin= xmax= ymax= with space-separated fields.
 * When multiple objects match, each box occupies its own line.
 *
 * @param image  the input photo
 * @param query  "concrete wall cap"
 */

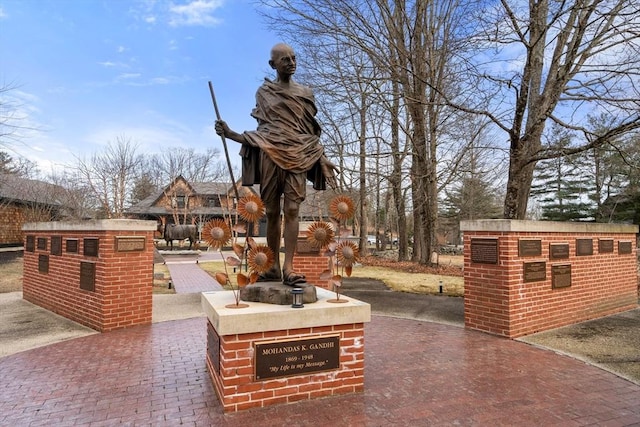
xmin=22 ymin=219 xmax=158 ymax=232
xmin=460 ymin=219 xmax=638 ymax=234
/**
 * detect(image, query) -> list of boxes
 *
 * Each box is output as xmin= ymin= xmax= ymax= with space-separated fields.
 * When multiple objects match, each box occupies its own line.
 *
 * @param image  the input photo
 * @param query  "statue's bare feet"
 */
xmin=257 ymin=267 xmax=282 ymax=282
xmin=283 ymin=270 xmax=306 ymax=286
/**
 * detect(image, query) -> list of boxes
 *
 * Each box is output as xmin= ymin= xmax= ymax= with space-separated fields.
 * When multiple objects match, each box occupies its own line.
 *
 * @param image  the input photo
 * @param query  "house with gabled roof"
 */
xmin=126 ymin=175 xmax=264 ymax=233
xmin=126 ymin=174 xmax=342 ymax=240
xmin=0 ymin=174 xmax=65 ymax=247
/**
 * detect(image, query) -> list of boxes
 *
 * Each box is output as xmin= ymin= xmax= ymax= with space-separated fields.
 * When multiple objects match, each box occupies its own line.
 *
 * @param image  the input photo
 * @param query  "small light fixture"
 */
xmin=291 ymin=288 xmax=304 ymax=308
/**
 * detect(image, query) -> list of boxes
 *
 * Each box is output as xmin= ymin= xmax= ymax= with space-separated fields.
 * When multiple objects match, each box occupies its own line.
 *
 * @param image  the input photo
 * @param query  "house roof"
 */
xmin=0 ymin=174 xmax=63 ymax=207
xmin=125 ymin=175 xmax=347 ymax=220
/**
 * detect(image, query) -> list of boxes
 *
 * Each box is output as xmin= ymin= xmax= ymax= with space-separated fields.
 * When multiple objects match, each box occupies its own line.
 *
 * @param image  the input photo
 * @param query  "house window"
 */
xmin=208 ymin=197 xmax=221 ymax=207
xmin=173 ymin=195 xmax=187 ymax=209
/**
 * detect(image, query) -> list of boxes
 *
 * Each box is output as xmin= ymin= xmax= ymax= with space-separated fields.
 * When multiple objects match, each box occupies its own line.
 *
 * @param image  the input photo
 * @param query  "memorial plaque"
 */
xmin=83 ymin=238 xmax=99 ymax=257
xmin=552 ymin=264 xmax=571 ymax=289
xmin=79 ymin=261 xmax=96 ymax=291
xmin=115 ymin=236 xmax=146 ymax=252
xmin=619 ymin=241 xmax=632 ymax=255
xmin=470 ymin=238 xmax=499 ymax=264
xmin=207 ymin=323 xmax=221 ymax=374
xmin=66 ymin=239 xmax=78 ymax=253
xmin=523 ymin=261 xmax=546 ymax=283
xmin=255 ymin=335 xmax=340 ymax=380
xmin=598 ymin=239 xmax=614 ymax=254
xmin=37 ymin=237 xmax=47 ymax=251
xmin=51 ymin=236 xmax=62 ymax=256
xmin=38 ymin=254 xmax=49 ymax=274
xmin=576 ymin=238 xmax=593 ymax=256
xmin=549 ymin=243 xmax=569 ymax=259
xmin=518 ymin=239 xmax=542 ymax=257
xmin=295 ymin=238 xmax=320 ymax=255
xmin=26 ymin=235 xmax=35 ymax=252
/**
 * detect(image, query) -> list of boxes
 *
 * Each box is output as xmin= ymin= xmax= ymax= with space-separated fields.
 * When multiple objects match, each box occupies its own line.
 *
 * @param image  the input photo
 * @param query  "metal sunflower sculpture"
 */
xmin=203 ymin=218 xmax=247 ymax=308
xmin=306 ymin=220 xmax=335 ymax=249
xmin=329 ymin=195 xmax=356 ymax=222
xmin=320 ymin=195 xmax=359 ymax=303
xmin=206 ymin=193 xmax=268 ymax=308
xmin=202 ymin=219 xmax=231 ymax=250
xmin=237 ymin=193 xmax=265 ymax=224
xmin=242 ymin=244 xmax=275 ymax=285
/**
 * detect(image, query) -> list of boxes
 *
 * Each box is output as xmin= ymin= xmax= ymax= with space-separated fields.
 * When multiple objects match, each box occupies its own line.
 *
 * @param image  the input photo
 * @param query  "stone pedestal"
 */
xmin=202 ymin=288 xmax=371 ymax=412
xmin=240 ymin=281 xmax=317 ymax=304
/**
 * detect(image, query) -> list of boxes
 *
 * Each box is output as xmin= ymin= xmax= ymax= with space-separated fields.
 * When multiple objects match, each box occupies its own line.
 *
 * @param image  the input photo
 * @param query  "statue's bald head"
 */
xmin=271 ymin=43 xmax=294 ymax=60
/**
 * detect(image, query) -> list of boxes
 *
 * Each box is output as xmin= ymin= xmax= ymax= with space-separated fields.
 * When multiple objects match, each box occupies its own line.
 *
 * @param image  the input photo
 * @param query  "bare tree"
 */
xmin=149 ymin=147 xmax=227 ymax=184
xmin=259 ymin=0 xmax=473 ymax=265
xmin=74 ymin=136 xmax=144 ymax=218
xmin=0 ymin=81 xmax=34 ymax=149
xmin=458 ymin=0 xmax=640 ymax=219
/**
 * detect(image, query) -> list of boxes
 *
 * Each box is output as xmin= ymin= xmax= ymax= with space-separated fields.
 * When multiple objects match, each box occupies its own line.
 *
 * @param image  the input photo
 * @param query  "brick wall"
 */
xmin=207 ymin=321 xmax=365 ymax=412
xmin=293 ymin=254 xmax=330 ymax=289
xmin=461 ymin=220 xmax=639 ymax=338
xmin=22 ymin=220 xmax=156 ymax=332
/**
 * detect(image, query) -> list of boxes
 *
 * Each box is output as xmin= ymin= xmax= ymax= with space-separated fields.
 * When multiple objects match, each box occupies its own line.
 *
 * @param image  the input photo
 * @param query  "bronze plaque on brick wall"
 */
xmin=80 ymin=261 xmax=96 ymax=291
xmin=207 ymin=322 xmax=220 ymax=374
xmin=38 ymin=255 xmax=49 ymax=274
xmin=66 ymin=239 xmax=78 ymax=253
xmin=598 ymin=239 xmax=614 ymax=254
xmin=115 ymin=236 xmax=146 ymax=252
xmin=619 ymin=241 xmax=632 ymax=255
xmin=523 ymin=261 xmax=546 ymax=283
xmin=26 ymin=235 xmax=35 ymax=252
xmin=51 ymin=236 xmax=62 ymax=256
xmin=296 ymin=238 xmax=320 ymax=255
xmin=254 ymin=335 xmax=340 ymax=380
xmin=83 ymin=238 xmax=99 ymax=257
xmin=552 ymin=264 xmax=571 ymax=289
xmin=518 ymin=239 xmax=541 ymax=257
xmin=550 ymin=243 xmax=569 ymax=259
xmin=470 ymin=239 xmax=499 ymax=264
xmin=576 ymin=238 xmax=593 ymax=256
xmin=37 ymin=237 xmax=47 ymax=251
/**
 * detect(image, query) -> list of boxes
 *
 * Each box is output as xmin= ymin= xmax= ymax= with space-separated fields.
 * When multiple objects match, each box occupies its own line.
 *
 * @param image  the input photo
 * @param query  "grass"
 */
xmin=1 ymin=254 xmax=464 ymax=297
xmin=0 ymin=258 xmax=23 ymax=293
xmin=197 ymin=256 xmax=464 ymax=296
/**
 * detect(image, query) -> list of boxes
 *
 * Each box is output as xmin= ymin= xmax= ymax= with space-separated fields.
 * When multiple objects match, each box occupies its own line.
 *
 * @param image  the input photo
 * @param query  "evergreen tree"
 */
xmin=531 ymin=128 xmax=594 ymax=221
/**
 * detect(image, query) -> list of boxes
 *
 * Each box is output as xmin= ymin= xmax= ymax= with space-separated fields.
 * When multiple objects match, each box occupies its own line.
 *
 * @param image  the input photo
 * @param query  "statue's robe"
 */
xmin=240 ymin=79 xmax=327 ymax=190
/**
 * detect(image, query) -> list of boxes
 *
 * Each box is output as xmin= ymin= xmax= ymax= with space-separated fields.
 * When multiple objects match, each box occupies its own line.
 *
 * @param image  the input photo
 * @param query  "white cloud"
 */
xmin=117 ymin=46 xmax=126 ymax=53
xmin=168 ymin=0 xmax=223 ymax=27
xmin=0 ymin=7 xmax=7 ymax=19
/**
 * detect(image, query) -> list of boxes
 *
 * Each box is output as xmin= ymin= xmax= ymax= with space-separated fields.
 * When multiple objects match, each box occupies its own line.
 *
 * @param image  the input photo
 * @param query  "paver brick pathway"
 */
xmin=2 ymin=316 xmax=640 ymax=426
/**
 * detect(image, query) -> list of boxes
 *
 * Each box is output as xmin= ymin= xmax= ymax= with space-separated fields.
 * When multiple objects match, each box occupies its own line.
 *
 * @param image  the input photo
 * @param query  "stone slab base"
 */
xmin=240 ymin=281 xmax=317 ymax=305
xmin=202 ymin=288 xmax=371 ymax=412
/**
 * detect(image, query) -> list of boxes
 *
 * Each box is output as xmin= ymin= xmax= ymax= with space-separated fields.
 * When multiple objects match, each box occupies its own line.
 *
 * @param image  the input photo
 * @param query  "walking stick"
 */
xmin=208 ymin=81 xmax=240 ymax=203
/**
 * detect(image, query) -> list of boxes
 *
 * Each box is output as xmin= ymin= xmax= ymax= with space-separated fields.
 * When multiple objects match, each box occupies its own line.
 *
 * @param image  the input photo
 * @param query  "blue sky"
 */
xmin=1 ymin=0 xmax=283 ymax=174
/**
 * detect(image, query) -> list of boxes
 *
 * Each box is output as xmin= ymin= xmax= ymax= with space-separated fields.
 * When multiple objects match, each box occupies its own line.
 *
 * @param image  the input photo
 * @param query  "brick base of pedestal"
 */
xmin=202 ymin=288 xmax=371 ymax=412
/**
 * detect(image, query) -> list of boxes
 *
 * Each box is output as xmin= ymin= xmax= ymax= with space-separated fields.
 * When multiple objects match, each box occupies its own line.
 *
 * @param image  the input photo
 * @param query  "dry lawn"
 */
xmin=0 ymin=259 xmax=23 ymax=293
xmin=197 ymin=254 xmax=465 ymax=296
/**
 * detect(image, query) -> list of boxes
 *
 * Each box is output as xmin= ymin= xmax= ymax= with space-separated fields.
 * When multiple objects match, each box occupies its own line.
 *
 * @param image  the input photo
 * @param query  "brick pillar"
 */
xmin=22 ymin=219 xmax=157 ymax=332
xmin=460 ymin=220 xmax=638 ymax=338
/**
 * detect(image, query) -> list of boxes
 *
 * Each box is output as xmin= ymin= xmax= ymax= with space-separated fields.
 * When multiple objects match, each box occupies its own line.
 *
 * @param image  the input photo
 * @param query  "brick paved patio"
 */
xmin=2 ymin=315 xmax=639 ymax=426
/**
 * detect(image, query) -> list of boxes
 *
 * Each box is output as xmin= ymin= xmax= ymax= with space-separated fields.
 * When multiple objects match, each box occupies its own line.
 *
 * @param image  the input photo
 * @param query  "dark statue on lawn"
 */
xmin=162 ymin=223 xmax=197 ymax=251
